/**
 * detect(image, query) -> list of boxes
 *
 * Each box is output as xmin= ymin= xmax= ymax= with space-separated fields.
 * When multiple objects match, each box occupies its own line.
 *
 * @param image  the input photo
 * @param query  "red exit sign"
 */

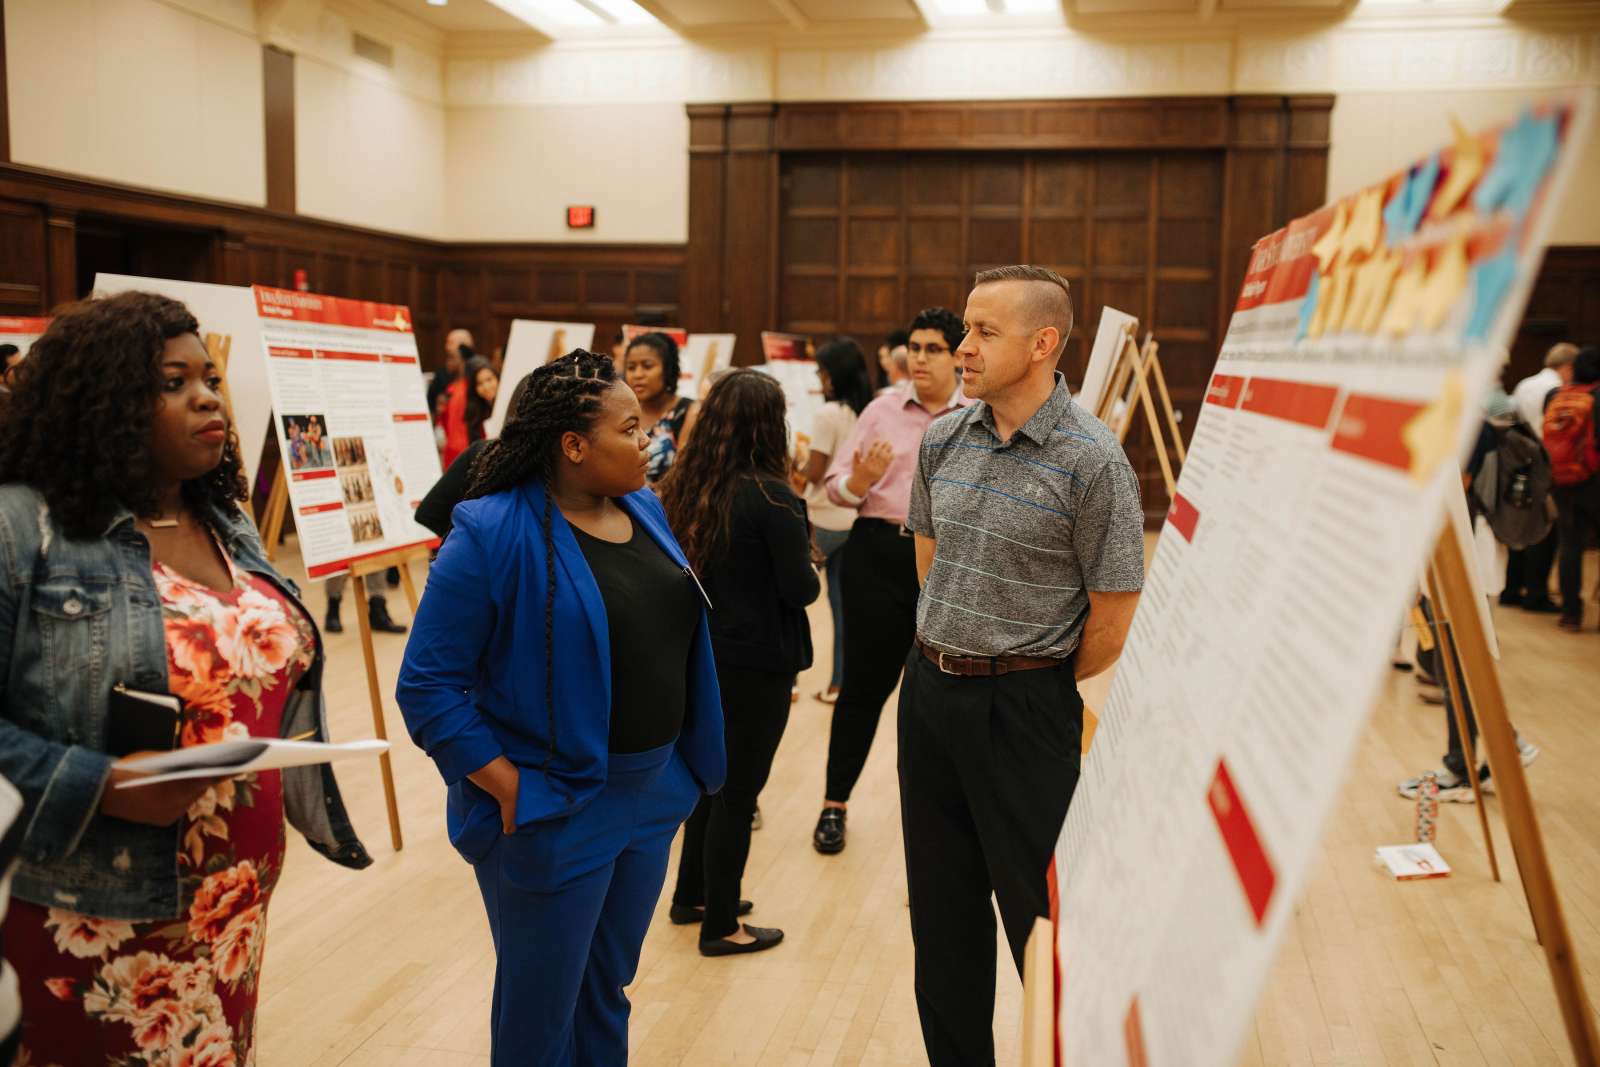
xmin=567 ymin=205 xmax=595 ymax=229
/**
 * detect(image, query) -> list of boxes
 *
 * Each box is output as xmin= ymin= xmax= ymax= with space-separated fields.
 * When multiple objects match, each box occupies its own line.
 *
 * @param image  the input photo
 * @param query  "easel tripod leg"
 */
xmin=354 ymin=570 xmax=405 ymax=852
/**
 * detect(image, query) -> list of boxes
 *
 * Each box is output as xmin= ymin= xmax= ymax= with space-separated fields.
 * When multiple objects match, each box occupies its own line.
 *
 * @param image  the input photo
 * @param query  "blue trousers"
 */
xmin=472 ymin=741 xmax=701 ymax=1066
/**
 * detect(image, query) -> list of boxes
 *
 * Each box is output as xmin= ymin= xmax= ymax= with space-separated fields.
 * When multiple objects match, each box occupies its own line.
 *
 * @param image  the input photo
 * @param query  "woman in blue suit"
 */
xmin=396 ymin=350 xmax=726 ymax=1066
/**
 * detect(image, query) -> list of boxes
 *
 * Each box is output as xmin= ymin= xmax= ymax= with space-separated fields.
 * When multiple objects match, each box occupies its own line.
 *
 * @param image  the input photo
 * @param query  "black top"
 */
xmin=700 ymin=477 xmax=821 ymax=674
xmin=572 ymin=519 xmax=700 ymax=753
xmin=416 ymin=438 xmax=489 ymax=539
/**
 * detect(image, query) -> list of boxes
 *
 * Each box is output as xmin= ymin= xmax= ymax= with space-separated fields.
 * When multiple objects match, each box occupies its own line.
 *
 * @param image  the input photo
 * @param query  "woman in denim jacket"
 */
xmin=0 ymin=292 xmax=369 ymax=1065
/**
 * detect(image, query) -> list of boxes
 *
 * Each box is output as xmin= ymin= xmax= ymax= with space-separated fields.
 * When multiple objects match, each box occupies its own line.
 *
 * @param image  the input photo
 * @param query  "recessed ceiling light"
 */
xmin=426 ymin=0 xmax=447 ymax=6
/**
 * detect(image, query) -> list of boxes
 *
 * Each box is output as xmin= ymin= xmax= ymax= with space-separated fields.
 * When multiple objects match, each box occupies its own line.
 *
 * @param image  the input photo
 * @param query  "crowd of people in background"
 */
xmin=0 ymin=275 xmax=1592 ymax=1067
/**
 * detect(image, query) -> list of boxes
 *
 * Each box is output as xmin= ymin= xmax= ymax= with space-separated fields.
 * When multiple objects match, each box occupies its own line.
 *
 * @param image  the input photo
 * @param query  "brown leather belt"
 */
xmin=913 ymin=635 xmax=1068 ymax=677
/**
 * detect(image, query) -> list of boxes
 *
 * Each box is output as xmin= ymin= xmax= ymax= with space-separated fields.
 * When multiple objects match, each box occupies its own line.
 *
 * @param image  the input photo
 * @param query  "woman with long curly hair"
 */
xmin=660 ymin=369 xmax=820 ymax=957
xmin=396 ymin=350 xmax=725 ymax=1065
xmin=0 ymin=291 xmax=371 ymax=1066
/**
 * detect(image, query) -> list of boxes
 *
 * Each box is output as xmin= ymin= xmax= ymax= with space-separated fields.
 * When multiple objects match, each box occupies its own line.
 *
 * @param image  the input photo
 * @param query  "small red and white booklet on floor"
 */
xmin=1375 ymin=844 xmax=1451 ymax=880
xmin=114 ymin=738 xmax=389 ymax=788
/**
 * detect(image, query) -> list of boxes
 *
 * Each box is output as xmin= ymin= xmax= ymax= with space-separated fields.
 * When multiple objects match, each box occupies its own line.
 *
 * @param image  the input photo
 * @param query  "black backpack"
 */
xmin=1471 ymin=422 xmax=1555 ymax=549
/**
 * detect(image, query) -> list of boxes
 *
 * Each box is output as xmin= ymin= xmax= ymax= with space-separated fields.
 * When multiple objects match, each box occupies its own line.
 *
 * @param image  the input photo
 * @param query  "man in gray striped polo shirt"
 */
xmin=900 ymin=264 xmax=1144 ymax=1066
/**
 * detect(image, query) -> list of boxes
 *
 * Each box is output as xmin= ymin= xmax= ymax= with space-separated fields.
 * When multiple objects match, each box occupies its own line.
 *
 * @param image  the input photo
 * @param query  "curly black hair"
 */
xmin=464 ymin=348 xmax=621 ymax=779
xmin=909 ymin=307 xmax=966 ymax=354
xmin=0 ymin=291 xmax=247 ymax=540
xmin=625 ymin=331 xmax=680 ymax=397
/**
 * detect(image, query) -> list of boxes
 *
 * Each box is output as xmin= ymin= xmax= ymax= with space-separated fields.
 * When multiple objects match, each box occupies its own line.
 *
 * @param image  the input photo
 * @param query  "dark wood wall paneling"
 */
xmin=688 ymin=95 xmax=1333 ymax=517
xmin=0 ymin=163 xmax=684 ymax=375
xmin=262 ymin=45 xmax=296 ymax=215
xmin=1506 ymin=246 xmax=1600 ymax=387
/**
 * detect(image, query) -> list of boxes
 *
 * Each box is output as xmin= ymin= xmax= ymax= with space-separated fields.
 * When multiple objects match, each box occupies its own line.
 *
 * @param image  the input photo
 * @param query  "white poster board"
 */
xmin=1053 ymin=94 xmax=1591 ymax=1065
xmin=756 ymin=358 xmax=824 ymax=449
xmin=94 ymin=275 xmax=274 ymax=488
xmin=681 ymin=333 xmax=736 ymax=399
xmin=253 ymin=285 xmax=443 ymax=580
xmin=486 ymin=319 xmax=597 ymax=437
xmin=0 ymin=316 xmax=49 ymax=354
xmin=1078 ymin=306 xmax=1138 ymax=418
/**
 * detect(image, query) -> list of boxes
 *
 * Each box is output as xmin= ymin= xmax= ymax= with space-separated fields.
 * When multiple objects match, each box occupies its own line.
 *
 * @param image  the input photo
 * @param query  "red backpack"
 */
xmin=1544 ymin=382 xmax=1600 ymax=486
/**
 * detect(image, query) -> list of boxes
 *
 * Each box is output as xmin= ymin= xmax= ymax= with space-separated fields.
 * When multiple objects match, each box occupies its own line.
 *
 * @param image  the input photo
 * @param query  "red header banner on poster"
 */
xmin=1052 ymin=93 xmax=1595 ymax=1065
xmin=252 ymin=285 xmax=442 ymax=582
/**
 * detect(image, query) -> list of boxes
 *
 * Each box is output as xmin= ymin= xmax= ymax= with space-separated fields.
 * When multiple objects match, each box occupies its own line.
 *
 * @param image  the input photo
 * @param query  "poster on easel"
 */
xmin=253 ymin=285 xmax=442 ymax=581
xmin=621 ymin=324 xmax=688 ymax=348
xmin=1050 ymin=94 xmax=1593 ymax=1066
xmin=756 ymin=331 xmax=822 ymax=447
xmin=680 ymin=333 xmax=735 ymax=399
xmin=485 ymin=319 xmax=597 ymax=437
xmin=0 ymin=316 xmax=49 ymax=354
xmin=1078 ymin=306 xmax=1138 ymax=418
xmin=94 ymin=275 xmax=275 ymax=487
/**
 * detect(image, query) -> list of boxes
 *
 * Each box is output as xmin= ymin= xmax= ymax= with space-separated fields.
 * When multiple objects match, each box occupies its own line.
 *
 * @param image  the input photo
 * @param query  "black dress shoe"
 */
xmin=668 ymin=900 xmax=753 ymax=926
xmin=699 ymin=924 xmax=784 ymax=957
xmin=1522 ymin=598 xmax=1563 ymax=614
xmin=324 ymin=596 xmax=344 ymax=634
xmin=368 ymin=596 xmax=408 ymax=634
xmin=1498 ymin=591 xmax=1522 ymax=607
xmin=385 ymin=565 xmax=401 ymax=588
xmin=813 ymin=808 xmax=846 ymax=854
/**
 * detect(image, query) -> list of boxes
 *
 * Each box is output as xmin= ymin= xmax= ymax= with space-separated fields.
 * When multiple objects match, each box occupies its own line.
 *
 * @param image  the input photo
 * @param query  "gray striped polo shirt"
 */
xmin=906 ymin=373 xmax=1145 ymax=659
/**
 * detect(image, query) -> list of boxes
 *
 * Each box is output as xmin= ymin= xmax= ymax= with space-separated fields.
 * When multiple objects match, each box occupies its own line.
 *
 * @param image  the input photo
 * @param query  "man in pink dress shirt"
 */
xmin=811 ymin=307 xmax=971 ymax=856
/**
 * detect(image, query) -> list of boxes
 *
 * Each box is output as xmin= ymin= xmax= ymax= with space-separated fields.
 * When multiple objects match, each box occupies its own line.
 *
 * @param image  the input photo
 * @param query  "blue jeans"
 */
xmin=815 ymin=526 xmax=852 ymax=690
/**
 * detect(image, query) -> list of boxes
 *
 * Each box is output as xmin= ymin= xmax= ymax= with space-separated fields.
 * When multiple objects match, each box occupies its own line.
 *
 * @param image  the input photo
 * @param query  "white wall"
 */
xmin=295 ymin=54 xmax=447 ymax=238
xmin=444 ymin=103 xmax=686 ymax=242
xmin=5 ymin=0 xmax=266 ymax=206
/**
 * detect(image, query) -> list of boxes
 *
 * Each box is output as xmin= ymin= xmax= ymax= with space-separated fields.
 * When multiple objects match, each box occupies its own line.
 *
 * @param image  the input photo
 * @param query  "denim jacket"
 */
xmin=0 ymin=484 xmax=372 ymax=921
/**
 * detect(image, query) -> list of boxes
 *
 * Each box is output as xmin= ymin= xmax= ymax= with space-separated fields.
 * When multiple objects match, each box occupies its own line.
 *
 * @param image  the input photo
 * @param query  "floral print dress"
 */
xmin=5 ymin=548 xmax=315 ymax=1067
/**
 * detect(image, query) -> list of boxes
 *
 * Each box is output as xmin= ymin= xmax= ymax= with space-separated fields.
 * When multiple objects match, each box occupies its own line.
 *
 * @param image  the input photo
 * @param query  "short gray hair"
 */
xmin=1546 ymin=341 xmax=1579 ymax=369
xmin=972 ymin=265 xmax=1074 ymax=357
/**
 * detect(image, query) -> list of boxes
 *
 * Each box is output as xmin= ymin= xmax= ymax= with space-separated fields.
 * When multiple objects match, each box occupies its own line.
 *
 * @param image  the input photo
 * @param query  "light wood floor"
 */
xmin=257 ymin=539 xmax=1600 ymax=1066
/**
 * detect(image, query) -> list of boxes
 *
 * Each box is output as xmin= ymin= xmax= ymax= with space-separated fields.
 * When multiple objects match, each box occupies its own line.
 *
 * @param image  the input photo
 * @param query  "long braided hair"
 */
xmin=464 ymin=349 xmax=618 ymax=775
xmin=658 ymin=369 xmax=791 ymax=571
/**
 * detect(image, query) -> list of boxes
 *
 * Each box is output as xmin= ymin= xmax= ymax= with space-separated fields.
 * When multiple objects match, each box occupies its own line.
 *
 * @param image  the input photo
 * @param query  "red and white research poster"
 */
xmin=1052 ymin=93 xmax=1593 ymax=1065
xmin=253 ymin=286 xmax=442 ymax=580
xmin=0 ymin=316 xmax=50 ymax=352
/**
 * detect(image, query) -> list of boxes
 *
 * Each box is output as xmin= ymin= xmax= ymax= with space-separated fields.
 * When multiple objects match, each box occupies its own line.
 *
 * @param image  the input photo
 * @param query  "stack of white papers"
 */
xmin=114 ymin=738 xmax=389 ymax=788
xmin=1375 ymin=843 xmax=1452 ymax=880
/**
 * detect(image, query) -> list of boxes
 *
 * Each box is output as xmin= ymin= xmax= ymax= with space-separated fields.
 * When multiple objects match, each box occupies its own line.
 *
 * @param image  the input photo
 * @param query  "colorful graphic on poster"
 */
xmin=254 ymin=286 xmax=442 ymax=580
xmin=1052 ymin=95 xmax=1593 ymax=1065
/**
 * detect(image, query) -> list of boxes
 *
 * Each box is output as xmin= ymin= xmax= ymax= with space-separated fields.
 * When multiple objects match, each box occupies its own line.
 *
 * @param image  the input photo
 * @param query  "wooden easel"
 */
xmin=1094 ymin=325 xmax=1186 ymax=500
xmin=1018 ymin=527 xmax=1600 ymax=1067
xmin=1426 ymin=527 xmax=1599 ymax=1063
xmin=255 ymin=462 xmax=424 ymax=852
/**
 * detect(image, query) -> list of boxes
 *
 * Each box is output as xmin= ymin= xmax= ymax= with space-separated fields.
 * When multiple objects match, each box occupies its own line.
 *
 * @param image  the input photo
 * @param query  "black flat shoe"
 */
xmin=668 ymin=900 xmax=753 ymax=926
xmin=699 ymin=924 xmax=784 ymax=957
xmin=813 ymin=807 xmax=846 ymax=854
xmin=1522 ymin=598 xmax=1563 ymax=614
xmin=324 ymin=596 xmax=343 ymax=634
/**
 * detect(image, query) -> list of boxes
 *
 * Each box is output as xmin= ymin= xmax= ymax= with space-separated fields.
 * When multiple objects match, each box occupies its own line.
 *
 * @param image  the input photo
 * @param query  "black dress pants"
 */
xmin=898 ymin=649 xmax=1082 ymax=1067
xmin=824 ymin=520 xmax=920 ymax=802
xmin=1554 ymin=476 xmax=1600 ymax=621
xmin=1504 ymin=524 xmax=1559 ymax=604
xmin=672 ymin=663 xmax=794 ymax=940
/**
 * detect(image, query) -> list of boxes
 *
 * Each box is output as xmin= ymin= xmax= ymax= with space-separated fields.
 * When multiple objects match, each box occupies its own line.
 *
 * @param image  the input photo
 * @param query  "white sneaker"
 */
xmin=1398 ymin=769 xmax=1493 ymax=803
xmin=1517 ymin=736 xmax=1540 ymax=767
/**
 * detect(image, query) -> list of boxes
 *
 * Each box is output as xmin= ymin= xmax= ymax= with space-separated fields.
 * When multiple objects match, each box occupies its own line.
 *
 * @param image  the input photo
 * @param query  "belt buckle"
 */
xmin=936 ymin=651 xmax=959 ymax=675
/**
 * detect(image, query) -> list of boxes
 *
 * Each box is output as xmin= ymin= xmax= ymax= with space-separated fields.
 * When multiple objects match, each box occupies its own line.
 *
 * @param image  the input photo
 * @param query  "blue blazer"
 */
xmin=396 ymin=481 xmax=727 ymax=863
